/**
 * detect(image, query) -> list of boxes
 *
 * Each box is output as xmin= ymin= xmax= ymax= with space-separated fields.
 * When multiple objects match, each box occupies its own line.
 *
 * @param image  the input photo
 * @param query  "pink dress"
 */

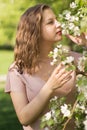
xmin=5 ymin=65 xmax=49 ymax=130
xmin=5 ymin=64 xmax=76 ymax=130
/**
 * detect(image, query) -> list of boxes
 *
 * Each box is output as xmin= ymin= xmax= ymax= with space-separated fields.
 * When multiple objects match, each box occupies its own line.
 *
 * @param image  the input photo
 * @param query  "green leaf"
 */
xmin=77 ymin=93 xmax=85 ymax=101
xmin=40 ymin=121 xmax=47 ymax=128
xmin=47 ymin=119 xmax=54 ymax=126
xmin=66 ymin=64 xmax=76 ymax=71
xmin=80 ymin=16 xmax=87 ymax=32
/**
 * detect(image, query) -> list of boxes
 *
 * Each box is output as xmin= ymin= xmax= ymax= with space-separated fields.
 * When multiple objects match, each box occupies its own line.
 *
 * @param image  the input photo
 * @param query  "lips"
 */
xmin=56 ymin=30 xmax=62 ymax=35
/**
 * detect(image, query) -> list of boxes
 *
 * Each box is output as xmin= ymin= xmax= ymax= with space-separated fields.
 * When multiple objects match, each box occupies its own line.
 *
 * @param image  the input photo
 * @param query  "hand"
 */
xmin=46 ymin=63 xmax=73 ymax=91
xmin=66 ymin=33 xmax=87 ymax=46
xmin=53 ymin=71 xmax=76 ymax=97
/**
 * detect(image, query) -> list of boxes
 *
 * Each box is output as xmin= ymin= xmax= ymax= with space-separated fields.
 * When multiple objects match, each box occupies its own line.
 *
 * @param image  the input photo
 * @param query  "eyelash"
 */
xmin=48 ymin=21 xmax=54 ymax=24
xmin=48 ymin=17 xmax=58 ymax=24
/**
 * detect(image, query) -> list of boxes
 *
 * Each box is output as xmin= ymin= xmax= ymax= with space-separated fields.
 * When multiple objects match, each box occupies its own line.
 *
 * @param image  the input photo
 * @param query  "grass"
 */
xmin=0 ymin=50 xmax=13 ymax=74
xmin=0 ymin=50 xmax=22 ymax=130
xmin=0 ymin=82 xmax=22 ymax=130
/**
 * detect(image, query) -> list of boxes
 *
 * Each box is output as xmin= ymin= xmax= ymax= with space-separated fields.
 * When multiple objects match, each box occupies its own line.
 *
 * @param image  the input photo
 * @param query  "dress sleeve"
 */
xmin=5 ymin=69 xmax=25 ymax=93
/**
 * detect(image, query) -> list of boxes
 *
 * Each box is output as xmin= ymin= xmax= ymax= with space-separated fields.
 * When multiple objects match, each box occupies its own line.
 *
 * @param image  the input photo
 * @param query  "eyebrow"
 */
xmin=42 ymin=15 xmax=57 ymax=24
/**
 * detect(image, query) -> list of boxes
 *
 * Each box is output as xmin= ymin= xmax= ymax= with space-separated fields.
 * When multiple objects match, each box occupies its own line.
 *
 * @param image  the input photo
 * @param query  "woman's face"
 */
xmin=40 ymin=8 xmax=62 ymax=43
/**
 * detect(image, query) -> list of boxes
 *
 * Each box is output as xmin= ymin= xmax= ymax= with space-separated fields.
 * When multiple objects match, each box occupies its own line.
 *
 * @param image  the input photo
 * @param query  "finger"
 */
xmin=66 ymin=35 xmax=77 ymax=43
xmin=55 ymin=68 xmax=66 ymax=78
xmin=58 ymin=76 xmax=72 ymax=89
xmin=55 ymin=67 xmax=73 ymax=78
xmin=81 ymin=33 xmax=87 ymax=45
xmin=53 ymin=75 xmax=71 ymax=89
xmin=56 ymin=70 xmax=72 ymax=81
xmin=66 ymin=35 xmax=82 ymax=45
xmin=81 ymin=33 xmax=86 ymax=39
xmin=53 ymin=63 xmax=64 ymax=75
xmin=75 ymin=37 xmax=81 ymax=44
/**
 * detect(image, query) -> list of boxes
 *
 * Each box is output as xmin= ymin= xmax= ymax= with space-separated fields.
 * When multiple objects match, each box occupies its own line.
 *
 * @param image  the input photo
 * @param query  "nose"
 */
xmin=55 ymin=20 xmax=61 ymax=28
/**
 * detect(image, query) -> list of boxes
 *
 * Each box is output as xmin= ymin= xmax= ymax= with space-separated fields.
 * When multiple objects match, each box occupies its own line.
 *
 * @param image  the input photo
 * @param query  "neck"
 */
xmin=39 ymin=41 xmax=54 ymax=60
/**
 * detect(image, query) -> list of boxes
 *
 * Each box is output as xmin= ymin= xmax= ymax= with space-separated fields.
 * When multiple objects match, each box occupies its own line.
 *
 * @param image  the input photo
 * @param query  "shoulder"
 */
xmin=8 ymin=62 xmax=17 ymax=71
xmin=8 ymin=62 xmax=22 ymax=77
xmin=5 ymin=63 xmax=26 ymax=93
xmin=7 ymin=62 xmax=23 ymax=84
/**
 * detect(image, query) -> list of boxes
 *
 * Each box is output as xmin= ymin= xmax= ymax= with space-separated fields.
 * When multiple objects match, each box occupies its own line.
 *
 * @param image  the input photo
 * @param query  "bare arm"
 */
xmin=10 ymin=84 xmax=52 ymax=126
xmin=10 ymin=64 xmax=73 ymax=126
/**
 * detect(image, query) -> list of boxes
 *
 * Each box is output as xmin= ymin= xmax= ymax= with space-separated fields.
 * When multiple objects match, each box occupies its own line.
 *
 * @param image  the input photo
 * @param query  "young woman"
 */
xmin=5 ymin=4 xmax=77 ymax=130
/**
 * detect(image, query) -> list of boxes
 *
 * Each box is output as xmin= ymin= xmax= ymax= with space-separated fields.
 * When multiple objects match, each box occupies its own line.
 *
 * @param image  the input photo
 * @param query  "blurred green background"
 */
xmin=0 ymin=0 xmax=74 ymax=130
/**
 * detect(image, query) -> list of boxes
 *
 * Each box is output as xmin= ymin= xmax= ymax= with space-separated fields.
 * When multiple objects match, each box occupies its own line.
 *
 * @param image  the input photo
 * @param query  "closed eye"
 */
xmin=47 ymin=20 xmax=54 ymax=24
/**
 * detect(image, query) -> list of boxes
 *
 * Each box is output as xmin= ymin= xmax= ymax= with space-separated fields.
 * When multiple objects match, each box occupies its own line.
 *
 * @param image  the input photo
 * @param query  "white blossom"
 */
xmin=57 ymin=44 xmax=62 ymax=48
xmin=80 ymin=14 xmax=84 ymax=18
xmin=50 ymin=96 xmax=58 ymax=102
xmin=85 ymin=110 xmax=87 ymax=114
xmin=83 ymin=119 xmax=87 ymax=130
xmin=74 ymin=26 xmax=80 ymax=31
xmin=77 ymin=56 xmax=86 ymax=72
xmin=62 ymin=60 xmax=66 ymax=65
xmin=44 ymin=127 xmax=49 ymax=130
xmin=75 ymin=17 xmax=79 ymax=21
xmin=70 ymin=2 xmax=77 ymax=8
xmin=66 ymin=56 xmax=74 ymax=63
xmin=50 ymin=61 xmax=55 ymax=66
xmin=76 ymin=104 xmax=85 ymax=110
xmin=77 ymin=11 xmax=81 ymax=15
xmin=65 ymin=12 xmax=71 ymax=20
xmin=63 ymin=48 xmax=69 ymax=53
xmin=74 ymin=30 xmax=80 ymax=36
xmin=49 ymin=51 xmax=53 ymax=55
xmin=69 ymin=23 xmax=75 ymax=30
xmin=61 ymin=104 xmax=71 ymax=117
xmin=76 ymin=74 xmax=83 ymax=78
xmin=69 ymin=16 xmax=75 ymax=22
xmin=53 ymin=53 xmax=58 ymax=59
xmin=85 ymin=35 xmax=87 ymax=40
xmin=62 ymin=56 xmax=74 ymax=65
xmin=73 ymin=26 xmax=80 ymax=36
xmin=45 ymin=112 xmax=51 ymax=120
xmin=54 ymin=48 xmax=59 ymax=53
xmin=61 ymin=23 xmax=66 ymax=28
xmin=51 ymin=109 xmax=57 ymax=122
xmin=53 ymin=58 xmax=58 ymax=62
xmin=62 ymin=29 xmax=69 ymax=35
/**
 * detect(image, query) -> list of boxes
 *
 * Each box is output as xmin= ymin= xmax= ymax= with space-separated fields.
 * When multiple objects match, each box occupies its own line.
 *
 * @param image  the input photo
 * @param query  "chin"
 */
xmin=56 ymin=37 xmax=62 ymax=42
xmin=59 ymin=37 xmax=62 ymax=41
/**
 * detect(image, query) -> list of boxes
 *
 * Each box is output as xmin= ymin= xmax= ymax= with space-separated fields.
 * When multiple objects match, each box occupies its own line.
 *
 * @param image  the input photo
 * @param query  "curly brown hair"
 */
xmin=14 ymin=4 xmax=50 ymax=74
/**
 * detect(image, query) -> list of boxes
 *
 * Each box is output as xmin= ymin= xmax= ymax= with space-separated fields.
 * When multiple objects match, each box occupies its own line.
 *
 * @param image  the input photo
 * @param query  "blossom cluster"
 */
xmin=41 ymin=1 xmax=87 ymax=129
xmin=40 ymin=44 xmax=87 ymax=130
xmin=48 ymin=44 xmax=75 ymax=71
xmin=59 ymin=1 xmax=87 ymax=36
xmin=77 ymin=51 xmax=87 ymax=72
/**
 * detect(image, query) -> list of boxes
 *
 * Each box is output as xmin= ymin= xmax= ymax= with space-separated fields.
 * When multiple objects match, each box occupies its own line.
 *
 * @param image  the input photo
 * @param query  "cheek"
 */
xmin=42 ymin=27 xmax=54 ymax=39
